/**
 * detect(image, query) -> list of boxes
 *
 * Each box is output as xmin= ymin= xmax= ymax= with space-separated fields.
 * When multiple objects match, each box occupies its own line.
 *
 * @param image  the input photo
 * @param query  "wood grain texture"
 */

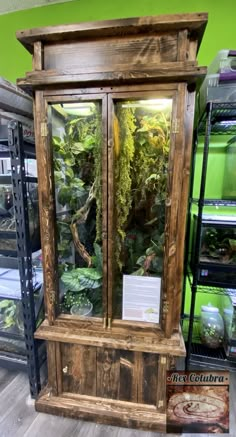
xmin=17 ymin=64 xmax=206 ymax=89
xmin=107 ymin=95 xmax=114 ymax=321
xmin=44 ymin=34 xmax=178 ymax=73
xmin=34 ymin=92 xmax=58 ymax=323
xmin=35 ymin=321 xmax=186 ymax=355
xmin=142 ymin=353 xmax=158 ymax=405
xmin=119 ymin=350 xmax=136 ymax=402
xmin=101 ymin=95 xmax=108 ymax=322
xmin=43 ymin=83 xmax=179 ymax=96
xmin=156 ymin=355 xmax=167 ymax=414
xmin=16 ymin=13 xmax=208 ymax=54
xmin=163 ymin=83 xmax=187 ymax=338
xmin=62 ymin=344 xmax=97 ymax=396
xmin=177 ymin=30 xmax=188 ymax=61
xmin=35 ymin=387 xmax=166 ymax=432
xmin=33 ymin=41 xmax=43 ymax=70
xmin=46 ymin=341 xmax=58 ymax=396
xmin=173 ymin=89 xmax=196 ymax=332
xmin=97 ymin=348 xmax=120 ymax=399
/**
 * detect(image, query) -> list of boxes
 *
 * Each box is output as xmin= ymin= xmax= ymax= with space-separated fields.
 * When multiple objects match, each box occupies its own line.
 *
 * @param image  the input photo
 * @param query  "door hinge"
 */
xmin=41 ymin=122 xmax=48 ymax=137
xmin=172 ymin=118 xmax=180 ymax=134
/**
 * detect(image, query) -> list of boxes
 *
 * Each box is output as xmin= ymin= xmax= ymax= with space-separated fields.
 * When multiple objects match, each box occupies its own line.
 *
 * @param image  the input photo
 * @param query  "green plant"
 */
xmin=114 ymin=106 xmax=136 ymax=269
xmin=0 ymin=300 xmax=23 ymax=331
xmin=60 ymin=291 xmax=91 ymax=313
xmin=60 ymin=242 xmax=103 ymax=314
xmin=53 ymin=103 xmax=102 ymax=267
xmin=113 ymin=103 xmax=171 ymax=275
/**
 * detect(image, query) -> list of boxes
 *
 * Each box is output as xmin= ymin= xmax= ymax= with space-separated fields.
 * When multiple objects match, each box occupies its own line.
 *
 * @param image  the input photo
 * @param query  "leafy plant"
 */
xmin=61 ymin=267 xmax=102 ymax=292
xmin=60 ymin=243 xmax=103 ymax=313
xmin=114 ymin=103 xmax=171 ymax=275
xmin=0 ymin=300 xmax=24 ymax=332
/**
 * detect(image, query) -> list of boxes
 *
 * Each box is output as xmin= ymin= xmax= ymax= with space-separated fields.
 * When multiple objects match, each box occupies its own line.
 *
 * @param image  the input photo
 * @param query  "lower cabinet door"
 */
xmin=61 ymin=343 xmax=164 ymax=406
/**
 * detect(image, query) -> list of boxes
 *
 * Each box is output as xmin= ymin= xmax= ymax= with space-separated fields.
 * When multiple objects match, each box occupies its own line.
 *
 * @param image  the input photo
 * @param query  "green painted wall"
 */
xmin=0 ymin=0 xmax=236 ymax=82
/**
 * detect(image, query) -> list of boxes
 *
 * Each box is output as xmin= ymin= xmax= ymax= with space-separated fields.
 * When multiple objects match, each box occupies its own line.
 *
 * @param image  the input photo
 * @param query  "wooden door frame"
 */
xmin=35 ymin=83 xmax=189 ymax=338
xmin=107 ymin=85 xmax=187 ymax=337
xmin=34 ymin=91 xmax=108 ymax=326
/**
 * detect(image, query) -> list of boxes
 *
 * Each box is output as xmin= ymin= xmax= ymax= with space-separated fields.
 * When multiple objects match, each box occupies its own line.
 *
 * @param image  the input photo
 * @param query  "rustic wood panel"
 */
xmin=36 ymin=388 xmax=166 ymax=432
xmin=107 ymin=95 xmax=114 ymax=322
xmin=46 ymin=341 xmax=58 ymax=395
xmin=16 ymin=13 xmax=208 ymax=54
xmin=97 ymin=348 xmax=120 ymax=398
xmin=177 ymin=30 xmax=188 ymax=61
xmin=17 ymin=64 xmax=206 ymax=90
xmin=62 ymin=344 xmax=97 ymax=396
xmin=163 ymin=83 xmax=187 ymax=337
xmin=142 ymin=353 xmax=158 ymax=405
xmin=34 ymin=92 xmax=58 ymax=323
xmin=173 ymin=89 xmax=196 ymax=332
xmin=119 ymin=350 xmax=136 ymax=402
xmin=44 ymin=33 xmax=178 ymax=73
xmin=33 ymin=41 xmax=43 ymax=70
xmin=35 ymin=321 xmax=186 ymax=355
xmin=43 ymin=83 xmax=179 ymax=96
xmin=156 ymin=355 xmax=167 ymax=413
xmin=101 ymin=94 xmax=108 ymax=323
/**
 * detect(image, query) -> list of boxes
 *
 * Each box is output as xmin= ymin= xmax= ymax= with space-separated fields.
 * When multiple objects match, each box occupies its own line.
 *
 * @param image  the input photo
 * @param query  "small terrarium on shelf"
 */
xmin=200 ymin=304 xmax=224 ymax=349
xmin=0 ymin=181 xmax=40 ymax=256
xmin=192 ymin=214 xmax=236 ymax=285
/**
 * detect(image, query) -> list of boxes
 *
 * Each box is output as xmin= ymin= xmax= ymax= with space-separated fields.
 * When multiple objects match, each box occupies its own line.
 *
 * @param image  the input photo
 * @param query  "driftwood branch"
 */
xmin=70 ymin=183 xmax=95 ymax=266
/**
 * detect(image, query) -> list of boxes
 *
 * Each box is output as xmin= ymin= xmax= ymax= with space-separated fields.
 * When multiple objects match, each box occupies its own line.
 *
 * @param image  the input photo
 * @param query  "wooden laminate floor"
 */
xmin=0 ymin=367 xmax=235 ymax=437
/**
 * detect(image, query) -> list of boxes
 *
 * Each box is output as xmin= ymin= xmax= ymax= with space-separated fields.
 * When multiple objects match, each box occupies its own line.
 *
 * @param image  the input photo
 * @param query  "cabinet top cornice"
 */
xmin=16 ymin=12 xmax=208 ymax=54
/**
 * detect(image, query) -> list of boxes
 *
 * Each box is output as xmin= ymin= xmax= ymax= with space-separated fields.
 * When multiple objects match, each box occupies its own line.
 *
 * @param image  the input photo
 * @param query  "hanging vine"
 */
xmin=93 ymin=111 xmax=102 ymax=242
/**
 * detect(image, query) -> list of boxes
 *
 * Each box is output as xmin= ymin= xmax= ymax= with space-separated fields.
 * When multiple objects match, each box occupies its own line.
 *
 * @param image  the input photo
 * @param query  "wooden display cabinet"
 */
xmin=16 ymin=13 xmax=207 ymax=432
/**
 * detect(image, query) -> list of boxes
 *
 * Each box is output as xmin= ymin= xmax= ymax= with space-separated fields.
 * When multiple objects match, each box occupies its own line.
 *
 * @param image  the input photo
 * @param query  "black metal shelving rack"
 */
xmin=182 ymin=101 xmax=236 ymax=371
xmin=0 ymin=122 xmax=44 ymax=397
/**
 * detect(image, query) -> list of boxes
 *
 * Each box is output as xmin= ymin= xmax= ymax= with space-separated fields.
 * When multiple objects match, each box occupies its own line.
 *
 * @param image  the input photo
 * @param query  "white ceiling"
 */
xmin=0 ymin=0 xmax=74 ymax=15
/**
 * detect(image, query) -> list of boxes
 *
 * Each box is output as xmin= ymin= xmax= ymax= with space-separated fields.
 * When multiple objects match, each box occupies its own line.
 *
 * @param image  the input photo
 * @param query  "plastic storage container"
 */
xmin=207 ymin=50 xmax=236 ymax=75
xmin=0 ymin=77 xmax=32 ymax=118
xmin=200 ymin=304 xmax=224 ymax=348
xmin=197 ymin=49 xmax=236 ymax=118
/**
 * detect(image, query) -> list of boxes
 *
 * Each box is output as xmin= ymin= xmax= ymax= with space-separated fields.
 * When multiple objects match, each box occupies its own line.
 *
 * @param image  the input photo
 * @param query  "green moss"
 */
xmin=94 ymin=110 xmax=103 ymax=242
xmin=115 ymin=105 xmax=136 ymax=269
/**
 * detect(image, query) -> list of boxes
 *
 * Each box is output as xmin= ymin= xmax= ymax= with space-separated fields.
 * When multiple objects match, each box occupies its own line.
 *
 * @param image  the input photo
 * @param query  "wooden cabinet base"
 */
xmin=35 ymin=387 xmax=166 ymax=432
xmin=35 ymin=333 xmax=185 ymax=431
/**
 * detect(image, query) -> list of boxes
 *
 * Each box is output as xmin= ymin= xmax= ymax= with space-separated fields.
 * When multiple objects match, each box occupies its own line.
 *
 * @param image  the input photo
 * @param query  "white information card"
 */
xmin=122 ymin=275 xmax=161 ymax=323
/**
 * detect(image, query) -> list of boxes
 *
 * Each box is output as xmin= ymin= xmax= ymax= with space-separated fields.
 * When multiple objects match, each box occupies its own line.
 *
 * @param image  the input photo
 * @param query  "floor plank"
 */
xmin=24 ymin=413 xmax=78 ymax=437
xmin=0 ymin=369 xmax=234 ymax=437
xmin=0 ymin=367 xmax=17 ymax=393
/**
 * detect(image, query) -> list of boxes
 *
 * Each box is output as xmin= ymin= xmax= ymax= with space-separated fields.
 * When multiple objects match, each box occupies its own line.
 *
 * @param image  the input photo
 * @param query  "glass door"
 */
xmin=108 ymin=92 xmax=176 ymax=328
xmin=48 ymin=95 xmax=107 ymax=321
